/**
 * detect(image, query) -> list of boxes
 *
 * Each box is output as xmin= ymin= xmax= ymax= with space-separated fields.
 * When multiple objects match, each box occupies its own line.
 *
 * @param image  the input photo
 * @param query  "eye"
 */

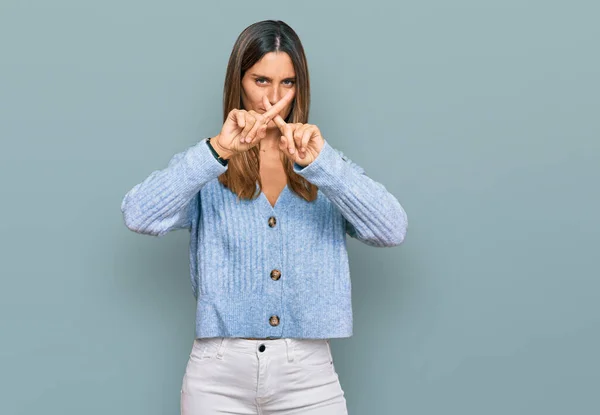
xmin=283 ymin=79 xmax=296 ymax=86
xmin=255 ymin=78 xmax=268 ymax=85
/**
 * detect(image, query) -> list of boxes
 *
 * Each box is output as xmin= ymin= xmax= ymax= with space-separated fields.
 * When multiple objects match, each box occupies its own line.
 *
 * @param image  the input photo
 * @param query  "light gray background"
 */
xmin=1 ymin=1 xmax=598 ymax=414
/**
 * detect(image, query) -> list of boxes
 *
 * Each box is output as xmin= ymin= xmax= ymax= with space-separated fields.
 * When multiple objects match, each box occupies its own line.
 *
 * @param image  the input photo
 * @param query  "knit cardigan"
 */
xmin=121 ymin=138 xmax=407 ymax=339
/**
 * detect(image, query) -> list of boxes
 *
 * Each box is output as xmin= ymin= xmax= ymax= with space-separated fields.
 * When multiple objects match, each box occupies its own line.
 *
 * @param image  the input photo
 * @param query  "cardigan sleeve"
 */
xmin=120 ymin=138 xmax=228 ymax=237
xmin=292 ymin=140 xmax=407 ymax=247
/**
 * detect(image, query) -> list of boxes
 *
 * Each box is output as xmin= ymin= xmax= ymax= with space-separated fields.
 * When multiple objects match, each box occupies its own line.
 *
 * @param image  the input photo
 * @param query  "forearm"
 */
xmin=121 ymin=138 xmax=228 ymax=236
xmin=293 ymin=140 xmax=407 ymax=247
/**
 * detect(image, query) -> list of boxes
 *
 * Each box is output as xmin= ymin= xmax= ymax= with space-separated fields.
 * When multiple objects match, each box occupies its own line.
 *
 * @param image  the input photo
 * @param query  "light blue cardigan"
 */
xmin=121 ymin=138 xmax=407 ymax=339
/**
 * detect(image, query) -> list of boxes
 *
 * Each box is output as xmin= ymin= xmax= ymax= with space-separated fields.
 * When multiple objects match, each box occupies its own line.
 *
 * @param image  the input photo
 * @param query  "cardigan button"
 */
xmin=268 ymin=216 xmax=277 ymax=228
xmin=270 ymin=269 xmax=281 ymax=281
xmin=269 ymin=315 xmax=280 ymax=326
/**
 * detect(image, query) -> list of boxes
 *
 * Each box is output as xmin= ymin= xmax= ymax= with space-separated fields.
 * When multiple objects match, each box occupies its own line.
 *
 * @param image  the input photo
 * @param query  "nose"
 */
xmin=267 ymin=87 xmax=280 ymax=105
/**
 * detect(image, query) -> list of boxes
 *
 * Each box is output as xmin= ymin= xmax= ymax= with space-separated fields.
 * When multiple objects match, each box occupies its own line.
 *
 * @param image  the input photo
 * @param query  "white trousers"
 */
xmin=180 ymin=337 xmax=348 ymax=414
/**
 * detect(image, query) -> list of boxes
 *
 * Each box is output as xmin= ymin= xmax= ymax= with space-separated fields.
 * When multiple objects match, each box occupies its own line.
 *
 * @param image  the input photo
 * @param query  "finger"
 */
xmin=262 ymin=95 xmax=289 ymax=133
xmin=234 ymin=110 xmax=246 ymax=130
xmin=273 ymin=114 xmax=287 ymax=132
xmin=300 ymin=126 xmax=313 ymax=158
xmin=240 ymin=111 xmax=255 ymax=142
xmin=246 ymin=110 xmax=265 ymax=143
xmin=280 ymin=123 xmax=294 ymax=155
xmin=279 ymin=135 xmax=287 ymax=151
xmin=293 ymin=123 xmax=305 ymax=146
xmin=257 ymin=123 xmax=267 ymax=139
xmin=229 ymin=110 xmax=246 ymax=140
xmin=285 ymin=123 xmax=297 ymax=155
xmin=297 ymin=127 xmax=315 ymax=158
xmin=293 ymin=123 xmax=308 ymax=157
xmin=263 ymin=89 xmax=295 ymax=122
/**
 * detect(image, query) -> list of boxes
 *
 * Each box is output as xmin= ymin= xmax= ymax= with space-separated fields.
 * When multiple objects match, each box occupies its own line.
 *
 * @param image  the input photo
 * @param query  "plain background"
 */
xmin=1 ymin=1 xmax=599 ymax=414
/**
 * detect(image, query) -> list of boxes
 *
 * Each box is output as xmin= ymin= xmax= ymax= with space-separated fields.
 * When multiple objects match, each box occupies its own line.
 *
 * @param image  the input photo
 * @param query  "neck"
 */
xmin=259 ymin=128 xmax=282 ymax=153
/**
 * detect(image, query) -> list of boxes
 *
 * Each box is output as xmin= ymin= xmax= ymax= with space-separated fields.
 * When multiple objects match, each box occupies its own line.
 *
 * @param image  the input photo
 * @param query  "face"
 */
xmin=241 ymin=51 xmax=296 ymax=128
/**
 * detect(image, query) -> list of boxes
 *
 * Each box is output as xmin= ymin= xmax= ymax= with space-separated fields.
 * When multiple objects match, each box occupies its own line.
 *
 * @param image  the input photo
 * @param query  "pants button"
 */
xmin=258 ymin=344 xmax=266 ymax=352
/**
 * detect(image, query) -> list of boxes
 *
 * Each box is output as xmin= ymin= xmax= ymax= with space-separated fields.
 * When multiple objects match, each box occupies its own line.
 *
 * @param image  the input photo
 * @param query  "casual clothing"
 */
xmin=120 ymin=138 xmax=407 ymax=339
xmin=180 ymin=337 xmax=348 ymax=414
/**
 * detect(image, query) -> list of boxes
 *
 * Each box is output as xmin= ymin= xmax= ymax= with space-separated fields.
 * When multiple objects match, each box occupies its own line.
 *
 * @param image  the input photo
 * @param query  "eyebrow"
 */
xmin=250 ymin=73 xmax=296 ymax=80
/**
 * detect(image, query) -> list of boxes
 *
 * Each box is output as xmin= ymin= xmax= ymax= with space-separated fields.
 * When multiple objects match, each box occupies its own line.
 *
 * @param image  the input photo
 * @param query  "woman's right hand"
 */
xmin=212 ymin=89 xmax=295 ymax=159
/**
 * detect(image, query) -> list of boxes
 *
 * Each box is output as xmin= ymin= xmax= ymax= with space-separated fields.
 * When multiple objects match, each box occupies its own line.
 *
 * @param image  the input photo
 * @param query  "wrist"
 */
xmin=211 ymin=135 xmax=233 ymax=160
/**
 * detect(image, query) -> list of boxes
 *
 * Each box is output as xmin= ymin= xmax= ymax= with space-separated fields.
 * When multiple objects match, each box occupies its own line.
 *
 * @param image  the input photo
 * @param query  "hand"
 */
xmin=213 ymin=89 xmax=295 ymax=158
xmin=262 ymin=96 xmax=324 ymax=167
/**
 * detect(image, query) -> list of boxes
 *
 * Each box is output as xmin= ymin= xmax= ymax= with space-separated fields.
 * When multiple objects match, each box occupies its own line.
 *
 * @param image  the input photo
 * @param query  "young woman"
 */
xmin=121 ymin=19 xmax=407 ymax=415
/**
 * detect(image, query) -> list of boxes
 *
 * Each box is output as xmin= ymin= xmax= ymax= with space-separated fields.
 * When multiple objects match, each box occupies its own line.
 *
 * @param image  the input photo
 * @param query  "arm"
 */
xmin=293 ymin=140 xmax=407 ymax=247
xmin=120 ymin=138 xmax=228 ymax=236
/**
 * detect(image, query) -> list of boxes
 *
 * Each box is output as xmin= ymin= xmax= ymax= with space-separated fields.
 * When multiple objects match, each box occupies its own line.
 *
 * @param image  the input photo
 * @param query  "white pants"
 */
xmin=181 ymin=337 xmax=348 ymax=414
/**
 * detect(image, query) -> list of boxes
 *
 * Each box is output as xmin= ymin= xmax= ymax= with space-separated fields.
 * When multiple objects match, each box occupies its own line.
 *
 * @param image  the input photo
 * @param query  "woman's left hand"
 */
xmin=262 ymin=96 xmax=324 ymax=167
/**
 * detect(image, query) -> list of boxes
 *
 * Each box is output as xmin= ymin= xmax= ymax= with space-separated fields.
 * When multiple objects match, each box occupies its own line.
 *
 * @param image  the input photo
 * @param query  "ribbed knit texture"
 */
xmin=121 ymin=138 xmax=407 ymax=339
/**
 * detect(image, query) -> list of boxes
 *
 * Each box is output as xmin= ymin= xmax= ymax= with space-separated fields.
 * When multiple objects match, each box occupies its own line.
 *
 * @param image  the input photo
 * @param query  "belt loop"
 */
xmin=326 ymin=339 xmax=333 ymax=363
xmin=216 ymin=337 xmax=227 ymax=360
xmin=284 ymin=338 xmax=295 ymax=362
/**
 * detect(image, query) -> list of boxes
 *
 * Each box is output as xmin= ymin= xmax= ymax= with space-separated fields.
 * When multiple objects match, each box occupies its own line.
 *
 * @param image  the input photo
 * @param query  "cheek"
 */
xmin=245 ymin=87 xmax=262 ymax=109
xmin=240 ymin=95 xmax=249 ymax=110
xmin=241 ymin=83 xmax=259 ymax=110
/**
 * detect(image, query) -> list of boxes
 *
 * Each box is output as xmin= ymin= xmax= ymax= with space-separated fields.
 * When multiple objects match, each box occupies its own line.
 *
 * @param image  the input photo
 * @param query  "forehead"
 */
xmin=248 ymin=52 xmax=295 ymax=78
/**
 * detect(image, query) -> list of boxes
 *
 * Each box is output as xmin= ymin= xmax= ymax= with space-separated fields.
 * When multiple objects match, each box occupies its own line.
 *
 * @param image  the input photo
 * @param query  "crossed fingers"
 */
xmin=239 ymin=89 xmax=295 ymax=144
xmin=262 ymin=95 xmax=312 ymax=157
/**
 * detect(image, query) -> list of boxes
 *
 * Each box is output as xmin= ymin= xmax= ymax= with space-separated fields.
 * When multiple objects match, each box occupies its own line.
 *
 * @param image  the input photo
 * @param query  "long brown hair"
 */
xmin=218 ymin=20 xmax=318 ymax=202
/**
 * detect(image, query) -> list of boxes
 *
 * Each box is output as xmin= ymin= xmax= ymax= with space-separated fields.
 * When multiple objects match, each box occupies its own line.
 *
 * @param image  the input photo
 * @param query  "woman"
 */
xmin=121 ymin=19 xmax=407 ymax=415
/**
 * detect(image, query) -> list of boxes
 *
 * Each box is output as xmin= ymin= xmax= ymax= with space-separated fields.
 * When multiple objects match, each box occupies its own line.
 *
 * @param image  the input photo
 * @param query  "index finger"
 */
xmin=263 ymin=89 xmax=295 ymax=121
xmin=263 ymin=95 xmax=288 ymax=130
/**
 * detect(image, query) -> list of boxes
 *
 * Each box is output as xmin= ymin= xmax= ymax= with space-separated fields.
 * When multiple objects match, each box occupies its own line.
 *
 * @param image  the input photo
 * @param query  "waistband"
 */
xmin=193 ymin=336 xmax=330 ymax=357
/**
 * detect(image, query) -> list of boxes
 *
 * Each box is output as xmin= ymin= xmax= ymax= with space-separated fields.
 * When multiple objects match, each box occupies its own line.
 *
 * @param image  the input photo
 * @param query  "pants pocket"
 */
xmin=292 ymin=339 xmax=334 ymax=371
